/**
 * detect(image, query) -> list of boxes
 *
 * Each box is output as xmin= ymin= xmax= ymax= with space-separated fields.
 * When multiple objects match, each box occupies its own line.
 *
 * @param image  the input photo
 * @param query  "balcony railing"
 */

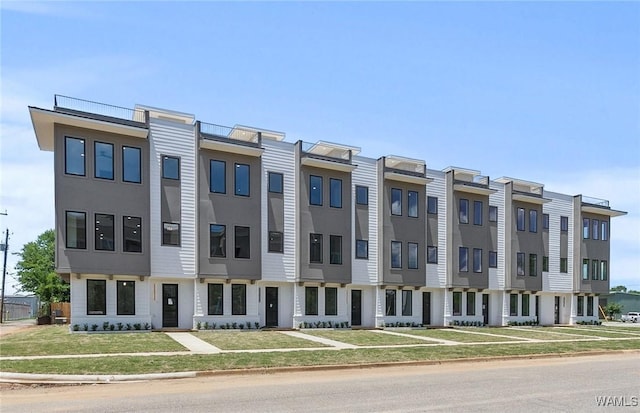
xmin=54 ymin=95 xmax=146 ymax=125
xmin=199 ymin=122 xmax=261 ymax=145
xmin=301 ymin=141 xmax=354 ymax=164
xmin=582 ymin=196 xmax=610 ymax=208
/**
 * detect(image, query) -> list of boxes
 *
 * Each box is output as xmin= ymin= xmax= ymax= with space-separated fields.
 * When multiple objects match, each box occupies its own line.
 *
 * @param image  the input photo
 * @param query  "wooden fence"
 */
xmin=51 ymin=302 xmax=71 ymax=324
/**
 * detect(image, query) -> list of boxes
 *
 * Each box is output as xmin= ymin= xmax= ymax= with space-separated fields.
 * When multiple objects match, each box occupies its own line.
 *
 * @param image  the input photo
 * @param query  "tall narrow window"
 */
xmin=402 ymin=290 xmax=412 ymax=316
xmin=391 ymin=241 xmax=402 ymax=269
xmin=210 ymin=224 xmax=226 ymax=257
xmin=529 ymin=254 xmax=537 ymax=277
xmin=207 ymin=284 xmax=223 ymax=315
xmin=305 ymin=287 xmax=318 ymax=315
xmin=330 ymin=178 xmax=342 ymax=208
xmin=309 ymin=175 xmax=323 ymax=206
xmin=234 ymin=226 xmax=250 ymax=259
xmin=234 ymin=163 xmax=250 ymax=196
xmin=231 ymin=284 xmax=246 ymax=315
xmin=510 ymin=294 xmax=518 ymax=316
xmin=310 ymin=234 xmax=323 ymax=263
xmin=459 ymin=199 xmax=469 ymax=224
xmin=601 ymin=261 xmax=608 ymax=281
xmin=522 ymin=294 xmax=530 ymax=316
xmin=408 ymin=191 xmax=418 ymax=218
xmin=583 ymin=218 xmax=590 ymax=239
xmin=587 ymin=296 xmax=594 ymax=316
xmin=94 ymin=142 xmax=114 ymax=180
xmin=560 ymin=258 xmax=568 ymax=273
xmin=582 ymin=259 xmax=589 ymax=280
xmin=452 ymin=292 xmax=462 ymax=316
xmin=561 ymin=216 xmax=569 ymax=232
xmin=577 ymin=296 xmax=585 ymax=316
xmin=325 ymin=287 xmax=337 ymax=316
xmin=95 ymin=213 xmax=115 ymax=251
xmin=427 ymin=196 xmax=438 ymax=215
xmin=459 ymin=247 xmax=469 ymax=272
xmin=466 ymin=292 xmax=476 ymax=316
xmin=117 ymin=281 xmax=135 ymax=315
xmin=268 ymin=172 xmax=283 ymax=193
xmin=408 ymin=242 xmax=418 ymax=269
xmin=210 ymin=160 xmax=226 ymax=193
xmin=391 ymin=188 xmax=402 ymax=215
xmin=268 ymin=231 xmax=283 ymax=253
xmin=592 ymin=219 xmax=599 ymax=240
xmin=489 ymin=251 xmax=497 ymax=268
xmin=87 ymin=279 xmax=106 ymax=315
xmin=65 ymin=137 xmax=85 ymax=176
xmin=517 ymin=252 xmax=525 ymax=276
xmin=529 ymin=210 xmax=537 ymax=233
xmin=592 ymin=259 xmax=599 ymax=281
xmin=543 ymin=213 xmax=550 ymax=230
xmin=601 ymin=221 xmax=608 ymax=241
xmin=162 ymin=156 xmax=179 ymax=180
xmin=123 ymin=216 xmax=142 ymax=253
xmin=489 ymin=205 xmax=498 ymax=223
xmin=66 ymin=211 xmax=86 ymax=249
xmin=517 ymin=208 xmax=525 ymax=231
xmin=356 ymin=240 xmax=368 ymax=259
xmin=356 ymin=186 xmax=368 ymax=205
xmin=385 ymin=289 xmax=396 ymax=316
xmin=473 ymin=201 xmax=483 ymax=225
xmin=123 ymin=146 xmax=141 ymax=183
xmin=330 ymin=235 xmax=342 ymax=265
xmin=427 ymin=246 xmax=438 ymax=264
xmin=473 ymin=248 xmax=482 ymax=273
xmin=162 ymin=223 xmax=180 ymax=246
xmin=542 ymin=256 xmax=549 ymax=272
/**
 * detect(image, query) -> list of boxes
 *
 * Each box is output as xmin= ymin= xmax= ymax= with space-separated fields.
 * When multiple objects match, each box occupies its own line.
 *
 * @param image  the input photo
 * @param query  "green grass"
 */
xmin=2 ymin=340 xmax=638 ymax=375
xmin=195 ymin=331 xmax=328 ymax=350
xmin=474 ymin=327 xmax=586 ymax=341
xmin=302 ymin=330 xmax=427 ymax=346
xmin=401 ymin=329 xmax=525 ymax=343
xmin=0 ymin=325 xmax=187 ymax=356
xmin=549 ymin=327 xmax=640 ymax=339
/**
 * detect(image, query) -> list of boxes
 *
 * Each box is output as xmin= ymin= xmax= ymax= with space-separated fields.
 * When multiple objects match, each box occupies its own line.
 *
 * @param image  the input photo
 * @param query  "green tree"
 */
xmin=610 ymin=285 xmax=627 ymax=293
xmin=604 ymin=302 xmax=623 ymax=320
xmin=14 ymin=229 xmax=69 ymax=303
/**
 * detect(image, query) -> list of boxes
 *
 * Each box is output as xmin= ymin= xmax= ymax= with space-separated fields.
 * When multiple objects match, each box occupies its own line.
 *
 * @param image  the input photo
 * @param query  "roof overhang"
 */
xmin=29 ymin=106 xmax=148 ymax=152
xmin=453 ymin=183 xmax=497 ymax=196
xmin=512 ymin=193 xmax=551 ymax=204
xmin=384 ymin=172 xmax=432 ymax=186
xmin=199 ymin=139 xmax=264 ymax=157
xmin=581 ymin=205 xmax=627 ymax=217
xmin=301 ymin=156 xmax=356 ymax=173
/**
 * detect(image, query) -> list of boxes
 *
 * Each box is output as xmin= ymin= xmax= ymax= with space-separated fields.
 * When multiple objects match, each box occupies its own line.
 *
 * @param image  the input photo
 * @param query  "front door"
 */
xmin=535 ymin=295 xmax=540 ymax=319
xmin=482 ymin=294 xmax=489 ymax=325
xmin=422 ymin=292 xmax=431 ymax=326
xmin=554 ymin=296 xmax=560 ymax=324
xmin=351 ymin=290 xmax=362 ymax=326
xmin=162 ymin=284 xmax=178 ymax=328
xmin=265 ymin=287 xmax=278 ymax=327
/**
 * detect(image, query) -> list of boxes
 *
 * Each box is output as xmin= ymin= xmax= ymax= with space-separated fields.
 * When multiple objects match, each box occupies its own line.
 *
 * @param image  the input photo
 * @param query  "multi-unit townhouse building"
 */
xmin=28 ymin=95 xmax=627 ymax=329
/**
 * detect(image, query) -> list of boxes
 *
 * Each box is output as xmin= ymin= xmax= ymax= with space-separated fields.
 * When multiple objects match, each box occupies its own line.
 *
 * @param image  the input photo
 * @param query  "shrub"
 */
xmin=144 ymin=322 xmax=151 ymax=330
xmin=117 ymin=322 xmax=123 ymax=331
xmin=72 ymin=324 xmax=79 ymax=331
xmin=196 ymin=322 xmax=202 ymax=330
xmin=83 ymin=323 xmax=89 ymax=331
xmin=126 ymin=323 xmax=132 ymax=331
xmin=246 ymin=321 xmax=252 ymax=330
xmin=239 ymin=324 xmax=244 ymax=330
xmin=102 ymin=322 xmax=110 ymax=331
xmin=211 ymin=322 xmax=217 ymax=330
xmin=91 ymin=324 xmax=98 ymax=331
xmin=254 ymin=322 xmax=260 ymax=329
xmin=109 ymin=324 xmax=115 ymax=331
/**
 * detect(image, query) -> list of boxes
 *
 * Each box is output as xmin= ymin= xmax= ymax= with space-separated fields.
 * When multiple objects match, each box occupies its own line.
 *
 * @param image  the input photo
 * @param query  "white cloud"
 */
xmin=0 ymin=1 xmax=94 ymax=18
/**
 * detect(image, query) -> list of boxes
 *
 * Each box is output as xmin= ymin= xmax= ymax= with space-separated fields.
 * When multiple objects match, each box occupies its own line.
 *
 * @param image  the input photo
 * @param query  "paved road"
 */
xmin=2 ymin=354 xmax=639 ymax=412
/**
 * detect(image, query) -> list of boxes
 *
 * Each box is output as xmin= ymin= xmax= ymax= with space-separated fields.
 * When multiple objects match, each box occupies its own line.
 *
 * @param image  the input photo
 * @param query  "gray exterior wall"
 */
xmin=54 ymin=124 xmax=150 ymax=276
xmin=509 ymin=200 xmax=544 ymax=291
xmin=577 ymin=208 xmax=611 ymax=294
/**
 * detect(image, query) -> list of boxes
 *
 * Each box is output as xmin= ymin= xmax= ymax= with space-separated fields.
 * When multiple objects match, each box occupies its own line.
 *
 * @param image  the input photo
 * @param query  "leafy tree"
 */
xmin=604 ymin=302 xmax=623 ymax=319
xmin=610 ymin=285 xmax=627 ymax=293
xmin=14 ymin=229 xmax=69 ymax=303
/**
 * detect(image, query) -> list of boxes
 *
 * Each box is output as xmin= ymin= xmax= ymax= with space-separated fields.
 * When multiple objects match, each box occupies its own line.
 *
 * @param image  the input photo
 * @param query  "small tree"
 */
xmin=604 ymin=302 xmax=623 ymax=320
xmin=610 ymin=285 xmax=627 ymax=293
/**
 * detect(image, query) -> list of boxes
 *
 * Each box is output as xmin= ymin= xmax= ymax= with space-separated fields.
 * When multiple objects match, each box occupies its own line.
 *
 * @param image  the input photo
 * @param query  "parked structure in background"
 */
xmin=29 ymin=95 xmax=627 ymax=329
xmin=1 ymin=295 xmax=39 ymax=320
xmin=600 ymin=292 xmax=640 ymax=316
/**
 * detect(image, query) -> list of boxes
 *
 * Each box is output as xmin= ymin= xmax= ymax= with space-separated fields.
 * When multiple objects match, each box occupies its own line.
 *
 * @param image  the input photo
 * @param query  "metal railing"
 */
xmin=582 ymin=196 xmax=610 ymax=207
xmin=199 ymin=122 xmax=260 ymax=144
xmin=54 ymin=95 xmax=146 ymax=124
xmin=301 ymin=141 xmax=353 ymax=162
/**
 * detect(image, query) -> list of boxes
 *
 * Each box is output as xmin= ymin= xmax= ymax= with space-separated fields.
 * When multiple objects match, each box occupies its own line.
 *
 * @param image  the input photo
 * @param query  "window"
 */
xmin=162 ymin=223 xmax=180 ymax=246
xmin=268 ymin=231 xmax=283 ymax=253
xmin=522 ymin=294 xmax=530 ymax=317
xmin=408 ymin=242 xmax=418 ymax=269
xmin=427 ymin=196 xmax=438 ymax=215
xmin=489 ymin=205 xmax=498 ymax=223
xmin=385 ymin=289 xmax=396 ymax=316
xmin=427 ymin=246 xmax=438 ymax=264
xmin=305 ymin=287 xmax=318 ymax=315
xmin=268 ymin=172 xmax=283 ymax=193
xmin=543 ymin=213 xmax=549 ymax=230
xmin=560 ymin=258 xmax=568 ymax=273
xmin=459 ymin=247 xmax=469 ymax=272
xmin=234 ymin=226 xmax=250 ymax=259
xmin=577 ymin=296 xmax=585 ymax=316
xmin=207 ymin=284 xmax=223 ymax=315
xmin=162 ymin=156 xmax=179 ymax=180
xmin=473 ymin=248 xmax=482 ymax=273
xmin=517 ymin=208 xmax=525 ymax=231
xmin=123 ymin=216 xmax=142 ymax=253
xmin=356 ymin=186 xmax=368 ymax=205
xmin=391 ymin=241 xmax=402 ymax=268
xmin=582 ymin=259 xmax=589 ymax=280
xmin=543 ymin=256 xmax=549 ymax=272
xmin=309 ymin=175 xmax=323 ymax=206
xmin=95 ymin=213 xmax=115 ymax=251
xmin=356 ymin=240 xmax=368 ymax=259
xmin=587 ymin=296 xmax=594 ymax=316
xmin=66 ymin=211 xmax=86 ymax=249
xmin=489 ymin=251 xmax=497 ymax=268
xmin=561 ymin=216 xmax=568 ymax=232
xmin=234 ymin=163 xmax=250 ymax=196
xmin=231 ymin=284 xmax=246 ymax=315
xmin=592 ymin=219 xmax=599 ymax=240
xmin=117 ymin=280 xmax=135 ymax=315
xmin=466 ymin=292 xmax=475 ymax=316
xmin=592 ymin=259 xmax=599 ymax=281
xmin=529 ymin=210 xmax=537 ymax=233
xmin=330 ymin=178 xmax=342 ymax=208
xmin=325 ymin=287 xmax=337 ymax=316
xmin=529 ymin=254 xmax=537 ymax=277
xmin=209 ymin=224 xmax=226 ymax=257
xmin=408 ymin=191 xmax=418 ymax=218
xmin=402 ymin=290 xmax=412 ymax=316
xmin=87 ymin=279 xmax=106 ymax=315
xmin=391 ymin=188 xmax=402 ymax=215
xmin=517 ymin=252 xmax=525 ymax=276
xmin=452 ymin=292 xmax=462 ymax=316
xmin=601 ymin=221 xmax=608 ymax=241
xmin=210 ymin=160 xmax=226 ymax=193
xmin=65 ymin=137 xmax=85 ymax=176
xmin=601 ymin=261 xmax=608 ymax=281
xmin=459 ymin=199 xmax=469 ymax=224
xmin=473 ymin=201 xmax=483 ymax=225
xmin=583 ymin=218 xmax=590 ymax=239
xmin=310 ymin=234 xmax=323 ymax=263
xmin=330 ymin=235 xmax=342 ymax=264
xmin=94 ymin=142 xmax=114 ymax=180
xmin=510 ymin=294 xmax=518 ymax=316
xmin=123 ymin=146 xmax=141 ymax=183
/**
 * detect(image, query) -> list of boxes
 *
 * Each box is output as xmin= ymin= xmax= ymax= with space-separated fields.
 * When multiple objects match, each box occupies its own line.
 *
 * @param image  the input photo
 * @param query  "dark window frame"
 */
xmin=209 ymin=224 xmax=227 ymax=258
xmin=234 ymin=226 xmax=250 ymax=259
xmin=210 ymin=160 xmax=226 ymax=194
xmin=459 ymin=199 xmax=469 ymax=224
xmin=489 ymin=205 xmax=498 ymax=223
xmin=116 ymin=280 xmax=135 ymax=315
xmin=529 ymin=254 xmax=537 ymax=277
xmin=582 ymin=259 xmax=589 ymax=280
xmin=466 ymin=292 xmax=476 ymax=316
xmin=510 ymin=294 xmax=518 ymax=316
xmin=309 ymin=175 xmax=323 ymax=206
xmin=162 ymin=155 xmax=180 ymax=180
xmin=427 ymin=196 xmax=438 ymax=215
xmin=452 ymin=291 xmax=462 ymax=316
xmin=268 ymin=172 xmax=283 ymax=194
xmin=65 ymin=211 xmax=87 ymax=249
xmin=268 ymin=231 xmax=284 ymax=253
xmin=473 ymin=248 xmax=482 ymax=273
xmin=517 ymin=208 xmax=525 ymax=231
xmin=94 ymin=141 xmax=114 ymax=180
xmin=355 ymin=239 xmax=369 ymax=259
xmin=489 ymin=251 xmax=498 ymax=268
xmin=310 ymin=233 xmax=323 ymax=263
xmin=402 ymin=290 xmax=412 ymax=316
xmin=560 ymin=257 xmax=568 ymax=273
xmin=543 ymin=213 xmax=550 ymax=230
xmin=560 ymin=216 xmax=569 ymax=232
xmin=122 ymin=146 xmax=142 ymax=184
xmin=356 ymin=186 xmax=369 ymax=206
xmin=329 ymin=235 xmax=343 ymax=265
xmin=87 ymin=279 xmax=106 ymax=315
xmin=325 ymin=287 xmax=338 ymax=316
xmin=577 ymin=296 xmax=584 ymax=316
xmin=207 ymin=283 xmax=223 ymax=315
xmin=583 ymin=218 xmax=590 ymax=239
xmin=459 ymin=247 xmax=469 ymax=272
xmin=473 ymin=200 xmax=483 ymax=226
xmin=231 ymin=284 xmax=246 ymax=315
xmin=65 ymin=136 xmax=86 ymax=176
xmin=95 ymin=213 xmax=115 ymax=251
xmin=408 ymin=190 xmax=419 ymax=218
xmin=329 ymin=178 xmax=342 ymax=208
xmin=408 ymin=242 xmax=419 ymax=269
xmin=529 ymin=209 xmax=538 ymax=233
xmin=162 ymin=222 xmax=180 ymax=246
xmin=522 ymin=293 xmax=530 ymax=317
xmin=123 ymin=216 xmax=142 ymax=253
xmin=427 ymin=246 xmax=438 ymax=264
xmin=517 ymin=252 xmax=525 ymax=276
xmin=234 ymin=163 xmax=250 ymax=197
xmin=385 ymin=289 xmax=396 ymax=316
xmin=391 ymin=241 xmax=402 ymax=269
xmin=542 ymin=256 xmax=549 ymax=272
xmin=391 ymin=188 xmax=402 ymax=216
xmin=305 ymin=286 xmax=318 ymax=316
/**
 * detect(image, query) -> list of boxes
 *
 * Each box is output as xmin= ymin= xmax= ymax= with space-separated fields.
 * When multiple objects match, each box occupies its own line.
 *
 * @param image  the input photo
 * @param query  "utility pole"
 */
xmin=0 ymin=210 xmax=8 ymax=323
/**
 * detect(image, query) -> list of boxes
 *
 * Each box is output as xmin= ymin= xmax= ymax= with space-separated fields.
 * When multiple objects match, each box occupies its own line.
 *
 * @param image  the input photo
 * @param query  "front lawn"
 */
xmin=195 ymin=331 xmax=328 ymax=350
xmin=302 ymin=330 xmax=427 ymax=346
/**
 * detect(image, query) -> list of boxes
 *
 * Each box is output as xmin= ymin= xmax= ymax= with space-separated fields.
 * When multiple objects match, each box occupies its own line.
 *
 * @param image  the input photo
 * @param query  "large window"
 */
xmin=577 ymin=296 xmax=584 ymax=316
xmin=408 ymin=191 xmax=418 ymax=218
xmin=517 ymin=252 xmax=525 ymax=276
xmin=592 ymin=259 xmax=599 ymax=281
xmin=543 ymin=213 xmax=549 ymax=230
xmin=123 ymin=216 xmax=142 ymax=253
xmin=561 ymin=216 xmax=568 ymax=232
xmin=391 ymin=188 xmax=402 ymax=215
xmin=427 ymin=196 xmax=438 ymax=215
xmin=587 ymin=296 xmax=594 ymax=317
xmin=510 ymin=294 xmax=518 ymax=316
xmin=122 ymin=146 xmax=141 ymax=183
xmin=473 ymin=248 xmax=482 ymax=273
xmin=601 ymin=261 xmax=608 ymax=280
xmin=582 ymin=259 xmax=589 ymax=280
xmin=402 ymin=290 xmax=412 ymax=316
xmin=529 ymin=210 xmax=537 ymax=233
xmin=268 ymin=172 xmax=283 ymax=193
xmin=207 ymin=284 xmax=223 ymax=315
xmin=473 ymin=201 xmax=483 ymax=226
xmin=87 ymin=279 xmax=106 ymax=315
xmin=489 ymin=251 xmax=497 ymax=268
xmin=427 ymin=246 xmax=438 ymax=264
xmin=489 ymin=205 xmax=498 ymax=223
xmin=117 ymin=280 xmax=135 ymax=315
xmin=95 ymin=213 xmax=115 ymax=251
xmin=268 ymin=231 xmax=283 ymax=253
xmin=210 ymin=224 xmax=226 ymax=257
xmin=65 ymin=137 xmax=85 ymax=176
xmin=231 ymin=284 xmax=246 ymax=315
xmin=529 ymin=254 xmax=537 ymax=277
xmin=210 ymin=160 xmax=226 ymax=193
xmin=234 ymin=226 xmax=250 ymax=259
xmin=466 ymin=292 xmax=475 ymax=316
xmin=66 ymin=211 xmax=86 ymax=249
xmin=560 ymin=258 xmax=568 ymax=273
xmin=162 ymin=222 xmax=180 ymax=246
xmin=592 ymin=219 xmax=599 ymax=240
xmin=162 ymin=156 xmax=179 ymax=180
xmin=522 ymin=294 xmax=530 ymax=317
xmin=325 ymin=287 xmax=337 ymax=316
xmin=452 ymin=292 xmax=461 ymax=316
xmin=309 ymin=175 xmax=323 ymax=206
xmin=310 ymin=234 xmax=323 ymax=263
xmin=517 ymin=208 xmax=525 ymax=231
xmin=330 ymin=235 xmax=342 ymax=264
xmin=459 ymin=247 xmax=469 ymax=272
xmin=356 ymin=186 xmax=368 ymax=205
xmin=330 ymin=178 xmax=342 ymax=208
xmin=305 ymin=287 xmax=318 ymax=315
xmin=583 ymin=218 xmax=590 ymax=239
xmin=408 ymin=242 xmax=418 ymax=269
xmin=356 ymin=240 xmax=368 ymax=259
xmin=601 ymin=221 xmax=608 ymax=241
xmin=385 ymin=289 xmax=396 ymax=316
xmin=459 ymin=199 xmax=469 ymax=224
xmin=391 ymin=241 xmax=402 ymax=268
xmin=94 ymin=142 xmax=114 ymax=180
xmin=234 ymin=163 xmax=250 ymax=196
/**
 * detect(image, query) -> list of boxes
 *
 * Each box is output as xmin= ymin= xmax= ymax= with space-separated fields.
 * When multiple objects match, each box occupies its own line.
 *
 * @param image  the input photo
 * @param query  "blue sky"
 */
xmin=1 ymin=1 xmax=638 ymax=293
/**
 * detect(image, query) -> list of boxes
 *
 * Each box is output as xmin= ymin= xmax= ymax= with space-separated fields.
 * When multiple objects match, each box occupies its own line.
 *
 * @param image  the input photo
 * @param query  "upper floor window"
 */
xmin=310 ymin=175 xmax=323 ymax=206
xmin=582 ymin=259 xmax=589 ymax=280
xmin=601 ymin=221 xmax=608 ymax=241
xmin=583 ymin=218 xmax=590 ymax=239
xmin=427 ymin=246 xmax=438 ymax=264
xmin=529 ymin=210 xmax=538 ymax=233
xmin=542 ymin=256 xmax=549 ymax=272
xmin=210 ymin=224 xmax=226 ymax=257
xmin=65 ymin=137 xmax=85 ymax=176
xmin=473 ymin=248 xmax=482 ymax=273
xmin=391 ymin=188 xmax=402 ymax=216
xmin=592 ymin=219 xmax=599 ymax=240
xmin=162 ymin=156 xmax=179 ymax=180
xmin=543 ymin=213 xmax=549 ymax=230
xmin=489 ymin=205 xmax=498 ymax=222
xmin=117 ymin=280 xmax=135 ymax=315
xmin=330 ymin=235 xmax=342 ymax=264
xmin=234 ymin=163 xmax=250 ymax=196
xmin=162 ymin=222 xmax=180 ymax=246
xmin=560 ymin=216 xmax=568 ymax=232
xmin=391 ymin=241 xmax=402 ymax=268
xmin=66 ymin=211 xmax=86 ymax=249
xmin=600 ymin=261 xmax=608 ymax=280
xmin=408 ymin=191 xmax=419 ymax=218
xmin=427 ymin=196 xmax=438 ymax=215
xmin=122 ymin=146 xmax=141 ymax=183
xmin=330 ymin=178 xmax=342 ymax=208
xmin=516 ymin=208 xmax=525 ymax=231
xmin=517 ymin=252 xmax=525 ymax=276
xmin=408 ymin=242 xmax=418 ymax=269
xmin=560 ymin=257 xmax=568 ymax=273
xmin=94 ymin=142 xmax=114 ymax=180
xmin=268 ymin=231 xmax=283 ymax=253
xmin=234 ymin=226 xmax=250 ymax=258
xmin=123 ymin=216 xmax=142 ymax=253
xmin=95 ymin=213 xmax=115 ymax=251
xmin=210 ymin=160 xmax=226 ymax=193
xmin=489 ymin=251 xmax=497 ymax=268
xmin=268 ymin=172 xmax=283 ymax=193
xmin=356 ymin=186 xmax=368 ymax=205
xmin=591 ymin=259 xmax=599 ymax=281
xmin=310 ymin=234 xmax=323 ymax=263
xmin=473 ymin=201 xmax=483 ymax=226
xmin=356 ymin=239 xmax=368 ymax=259
xmin=459 ymin=199 xmax=469 ymax=224
xmin=459 ymin=247 xmax=468 ymax=272
xmin=529 ymin=254 xmax=537 ymax=277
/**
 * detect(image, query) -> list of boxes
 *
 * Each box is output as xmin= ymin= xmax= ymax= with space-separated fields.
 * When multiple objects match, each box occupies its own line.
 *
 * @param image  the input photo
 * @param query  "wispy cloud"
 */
xmin=0 ymin=1 xmax=94 ymax=18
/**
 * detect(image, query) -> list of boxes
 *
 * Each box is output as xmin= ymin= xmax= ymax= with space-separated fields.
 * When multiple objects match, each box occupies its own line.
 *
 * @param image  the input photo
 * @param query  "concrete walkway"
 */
xmin=281 ymin=331 xmax=358 ymax=349
xmin=164 ymin=332 xmax=221 ymax=354
xmin=371 ymin=329 xmax=459 ymax=345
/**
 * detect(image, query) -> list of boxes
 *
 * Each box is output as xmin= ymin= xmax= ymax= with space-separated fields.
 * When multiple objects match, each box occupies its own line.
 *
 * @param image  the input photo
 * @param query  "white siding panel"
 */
xmin=489 ymin=182 xmax=506 ymax=290
xmin=352 ymin=157 xmax=378 ymax=285
xmin=426 ymin=171 xmax=446 ymax=287
xmin=543 ymin=192 xmax=573 ymax=293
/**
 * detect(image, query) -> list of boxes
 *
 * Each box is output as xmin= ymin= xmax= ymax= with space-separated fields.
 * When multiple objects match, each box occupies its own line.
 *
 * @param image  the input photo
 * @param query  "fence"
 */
xmin=51 ymin=302 xmax=71 ymax=324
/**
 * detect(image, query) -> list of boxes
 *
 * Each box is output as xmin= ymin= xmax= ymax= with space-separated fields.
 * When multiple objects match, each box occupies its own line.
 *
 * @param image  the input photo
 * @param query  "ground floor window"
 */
xmin=231 ymin=284 xmax=246 ymax=315
xmin=466 ymin=292 xmax=475 ymax=316
xmin=87 ymin=279 xmax=106 ymax=315
xmin=402 ymin=290 xmax=412 ymax=316
xmin=305 ymin=286 xmax=318 ymax=315
xmin=116 ymin=280 xmax=135 ymax=315
xmin=522 ymin=293 xmax=530 ymax=317
xmin=208 ymin=284 xmax=223 ymax=315
xmin=325 ymin=287 xmax=337 ymax=316
xmin=509 ymin=294 xmax=518 ymax=316
xmin=587 ymin=296 xmax=594 ymax=316
xmin=452 ymin=291 xmax=461 ymax=316
xmin=385 ymin=289 xmax=396 ymax=316
xmin=577 ymin=296 xmax=584 ymax=316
